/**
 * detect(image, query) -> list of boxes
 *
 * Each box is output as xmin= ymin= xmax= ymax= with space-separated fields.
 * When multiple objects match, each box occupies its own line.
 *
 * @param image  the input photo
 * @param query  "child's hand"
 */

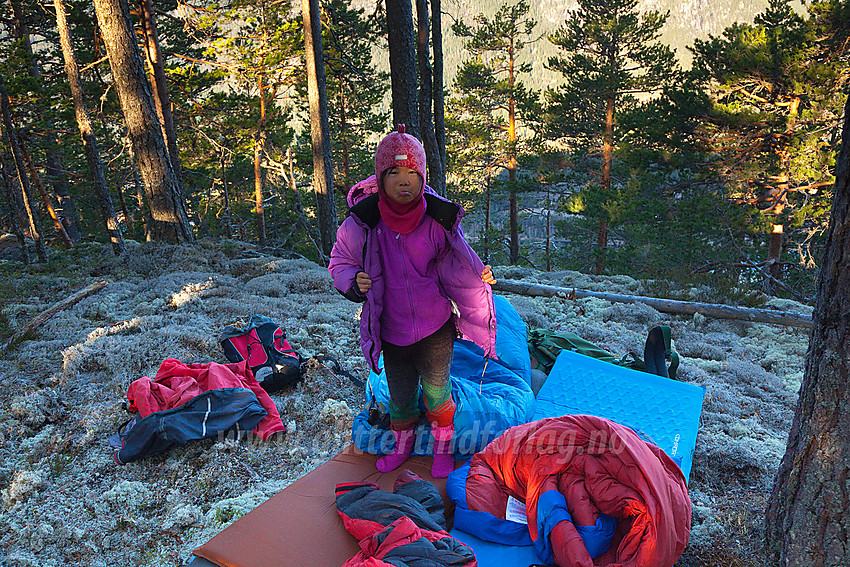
xmin=481 ymin=265 xmax=496 ymax=285
xmin=356 ymin=271 xmax=372 ymax=294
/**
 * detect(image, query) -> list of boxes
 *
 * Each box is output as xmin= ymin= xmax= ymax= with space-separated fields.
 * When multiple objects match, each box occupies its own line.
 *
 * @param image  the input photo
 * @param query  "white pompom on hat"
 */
xmin=375 ymin=124 xmax=427 ymax=185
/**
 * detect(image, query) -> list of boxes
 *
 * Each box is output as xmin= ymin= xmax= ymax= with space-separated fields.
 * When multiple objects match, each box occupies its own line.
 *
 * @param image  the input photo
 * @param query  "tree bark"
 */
xmin=0 ymin=152 xmax=28 ymax=263
xmin=55 ymin=0 xmax=124 ymax=255
xmin=597 ymin=91 xmax=615 ymax=275
xmin=220 ymin=148 xmax=233 ymax=239
xmin=765 ymin=94 xmax=850 ymax=567
xmin=0 ymin=82 xmax=46 ymax=262
xmin=254 ymin=74 xmax=267 ymax=246
xmin=415 ymin=0 xmax=442 ymax=193
xmin=126 ymin=134 xmax=153 ymax=242
xmin=430 ymin=0 xmax=446 ymax=195
xmin=138 ymin=0 xmax=184 ymax=196
xmin=92 ymin=0 xmax=193 ymax=244
xmin=3 ymin=280 xmax=108 ymax=352
xmin=508 ymin=38 xmax=519 ymax=265
xmin=339 ymin=85 xmax=351 ymax=192
xmin=11 ymin=0 xmax=81 ymax=242
xmin=19 ymin=141 xmax=73 ymax=249
xmin=492 ymin=279 xmax=813 ymax=329
xmin=386 ymin=0 xmax=419 ymax=137
xmin=302 ymin=0 xmax=337 ymax=260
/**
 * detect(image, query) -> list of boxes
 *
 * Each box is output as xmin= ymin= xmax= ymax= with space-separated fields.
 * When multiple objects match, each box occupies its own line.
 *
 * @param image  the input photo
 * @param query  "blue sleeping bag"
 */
xmin=351 ymin=296 xmax=535 ymax=458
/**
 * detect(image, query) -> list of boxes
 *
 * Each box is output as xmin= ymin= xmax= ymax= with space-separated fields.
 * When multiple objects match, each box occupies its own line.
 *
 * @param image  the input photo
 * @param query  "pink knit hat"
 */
xmin=375 ymin=124 xmax=427 ymax=185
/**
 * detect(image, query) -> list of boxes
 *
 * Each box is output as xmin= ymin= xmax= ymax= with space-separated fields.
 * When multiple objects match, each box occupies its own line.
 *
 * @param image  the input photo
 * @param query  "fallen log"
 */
xmin=492 ymin=279 xmax=813 ymax=329
xmin=2 ymin=280 xmax=108 ymax=352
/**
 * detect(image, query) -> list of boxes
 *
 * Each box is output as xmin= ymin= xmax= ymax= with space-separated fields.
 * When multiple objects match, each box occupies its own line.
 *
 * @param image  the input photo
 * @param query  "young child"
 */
xmin=329 ymin=125 xmax=496 ymax=478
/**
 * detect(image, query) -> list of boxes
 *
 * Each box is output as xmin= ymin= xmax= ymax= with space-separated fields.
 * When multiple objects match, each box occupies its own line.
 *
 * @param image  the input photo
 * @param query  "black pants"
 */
xmin=383 ymin=318 xmax=456 ymax=426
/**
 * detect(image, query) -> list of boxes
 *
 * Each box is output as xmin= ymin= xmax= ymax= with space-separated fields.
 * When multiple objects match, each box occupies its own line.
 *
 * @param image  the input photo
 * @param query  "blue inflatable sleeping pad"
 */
xmin=534 ymin=349 xmax=705 ymax=482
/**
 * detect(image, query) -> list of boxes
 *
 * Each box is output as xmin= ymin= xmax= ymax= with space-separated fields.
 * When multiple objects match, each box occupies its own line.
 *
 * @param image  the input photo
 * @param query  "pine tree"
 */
xmin=690 ymin=0 xmax=845 ymax=293
xmin=546 ymin=0 xmax=679 ymax=274
xmin=451 ymin=0 xmax=540 ymax=265
xmin=191 ymin=0 xmax=302 ymax=245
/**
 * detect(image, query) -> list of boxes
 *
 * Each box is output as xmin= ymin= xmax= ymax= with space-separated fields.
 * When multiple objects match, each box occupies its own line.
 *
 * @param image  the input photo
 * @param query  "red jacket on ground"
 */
xmin=127 ymin=358 xmax=285 ymax=440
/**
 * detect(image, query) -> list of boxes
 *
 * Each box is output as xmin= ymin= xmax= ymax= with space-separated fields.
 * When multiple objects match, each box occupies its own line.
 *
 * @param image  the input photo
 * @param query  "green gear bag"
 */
xmin=528 ymin=325 xmax=679 ymax=379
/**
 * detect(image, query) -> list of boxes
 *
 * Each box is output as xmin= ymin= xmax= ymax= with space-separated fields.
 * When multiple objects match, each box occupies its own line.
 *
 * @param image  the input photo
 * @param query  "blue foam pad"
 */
xmin=450 ymin=528 xmax=538 ymax=567
xmin=533 ymin=350 xmax=705 ymax=482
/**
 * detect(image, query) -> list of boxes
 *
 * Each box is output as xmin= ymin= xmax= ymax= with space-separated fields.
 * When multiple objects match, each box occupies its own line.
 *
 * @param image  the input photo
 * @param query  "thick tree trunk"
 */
xmin=126 ymin=135 xmax=153 ymax=242
xmin=55 ymin=0 xmax=124 ymax=254
xmin=430 ymin=0 xmax=446 ymax=195
xmin=765 ymin=95 xmax=850 ymax=567
xmin=386 ymin=0 xmax=419 ymax=137
xmin=415 ymin=0 xmax=443 ymax=193
xmin=597 ymin=92 xmax=615 ymax=275
xmin=302 ymin=0 xmax=337 ymax=260
xmin=92 ymin=0 xmax=193 ymax=244
xmin=138 ymin=0 xmax=184 ymax=196
xmin=0 ymin=83 xmax=46 ymax=262
xmin=11 ymin=0 xmax=82 ymax=242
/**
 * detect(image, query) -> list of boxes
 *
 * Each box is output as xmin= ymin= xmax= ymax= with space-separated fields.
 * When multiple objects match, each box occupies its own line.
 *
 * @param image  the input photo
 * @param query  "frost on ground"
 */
xmin=0 ymin=242 xmax=810 ymax=566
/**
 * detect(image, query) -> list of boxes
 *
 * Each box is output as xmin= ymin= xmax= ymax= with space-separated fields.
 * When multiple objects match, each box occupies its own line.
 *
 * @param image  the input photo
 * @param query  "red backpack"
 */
xmin=219 ymin=315 xmax=303 ymax=392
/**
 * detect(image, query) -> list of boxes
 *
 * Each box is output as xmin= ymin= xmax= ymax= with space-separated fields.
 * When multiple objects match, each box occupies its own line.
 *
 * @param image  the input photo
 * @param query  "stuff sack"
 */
xmin=528 ymin=325 xmax=680 ymax=379
xmin=220 ymin=315 xmax=303 ymax=392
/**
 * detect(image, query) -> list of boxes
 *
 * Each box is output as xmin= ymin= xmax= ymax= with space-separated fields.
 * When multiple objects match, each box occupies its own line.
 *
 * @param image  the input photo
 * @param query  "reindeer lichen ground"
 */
xmin=0 ymin=241 xmax=809 ymax=566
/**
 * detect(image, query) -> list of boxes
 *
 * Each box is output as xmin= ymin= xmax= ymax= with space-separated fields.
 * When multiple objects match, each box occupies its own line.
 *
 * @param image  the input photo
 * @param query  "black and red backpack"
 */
xmin=219 ymin=315 xmax=303 ymax=392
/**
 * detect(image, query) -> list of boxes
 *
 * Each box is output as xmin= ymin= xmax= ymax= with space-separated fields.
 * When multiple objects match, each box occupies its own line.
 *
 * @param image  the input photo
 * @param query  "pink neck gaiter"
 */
xmin=378 ymin=185 xmax=425 ymax=234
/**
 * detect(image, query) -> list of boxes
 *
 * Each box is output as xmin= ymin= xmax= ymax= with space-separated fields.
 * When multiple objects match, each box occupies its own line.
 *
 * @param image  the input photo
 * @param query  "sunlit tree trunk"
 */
xmin=508 ymin=37 xmax=519 ymax=265
xmin=254 ymin=74 xmax=267 ymax=246
xmin=92 ymin=0 xmax=193 ymax=244
xmin=19 ymin=142 xmax=73 ymax=248
xmin=765 ymin=94 xmax=850 ymax=567
xmin=0 ymin=82 xmax=46 ymax=262
xmin=220 ymin=148 xmax=233 ymax=240
xmin=302 ymin=0 xmax=337 ymax=259
xmin=597 ymin=92 xmax=615 ymax=275
xmin=0 ymin=152 xmax=28 ymax=263
xmin=55 ymin=0 xmax=125 ymax=254
xmin=10 ymin=0 xmax=81 ymax=242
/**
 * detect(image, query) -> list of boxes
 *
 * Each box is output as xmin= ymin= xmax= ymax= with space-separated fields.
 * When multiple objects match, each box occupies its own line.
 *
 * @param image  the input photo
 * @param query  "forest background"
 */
xmin=0 ymin=0 xmax=846 ymax=304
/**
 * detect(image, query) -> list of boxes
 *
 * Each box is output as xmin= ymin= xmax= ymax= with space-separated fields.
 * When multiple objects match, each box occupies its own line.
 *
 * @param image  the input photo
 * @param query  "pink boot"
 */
xmin=377 ymin=428 xmax=415 ymax=473
xmin=430 ymin=425 xmax=455 ymax=478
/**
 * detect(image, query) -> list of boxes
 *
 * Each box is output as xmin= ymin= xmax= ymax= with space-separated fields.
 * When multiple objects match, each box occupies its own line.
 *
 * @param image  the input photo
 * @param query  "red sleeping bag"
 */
xmin=462 ymin=415 xmax=691 ymax=566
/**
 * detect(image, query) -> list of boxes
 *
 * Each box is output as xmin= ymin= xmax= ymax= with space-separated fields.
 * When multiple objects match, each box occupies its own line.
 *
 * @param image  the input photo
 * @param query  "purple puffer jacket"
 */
xmin=328 ymin=190 xmax=496 ymax=372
